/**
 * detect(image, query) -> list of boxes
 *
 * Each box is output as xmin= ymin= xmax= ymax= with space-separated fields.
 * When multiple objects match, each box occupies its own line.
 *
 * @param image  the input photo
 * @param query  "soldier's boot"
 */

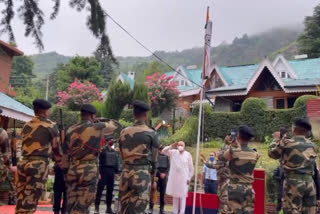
xmin=94 ymin=205 xmax=99 ymax=214
xmin=106 ymin=206 xmax=115 ymax=214
xmin=159 ymin=206 xmax=165 ymax=214
xmin=148 ymin=203 xmax=154 ymax=214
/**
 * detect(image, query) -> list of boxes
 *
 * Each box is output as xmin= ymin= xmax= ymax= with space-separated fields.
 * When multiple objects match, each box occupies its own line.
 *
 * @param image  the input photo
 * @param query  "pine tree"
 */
xmin=298 ymin=4 xmax=320 ymax=58
xmin=0 ymin=0 xmax=114 ymax=58
xmin=132 ymin=83 xmax=149 ymax=104
xmin=104 ymin=81 xmax=131 ymax=120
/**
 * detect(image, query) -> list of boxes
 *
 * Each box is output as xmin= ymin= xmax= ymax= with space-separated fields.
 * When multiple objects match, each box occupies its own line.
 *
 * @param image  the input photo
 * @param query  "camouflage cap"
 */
xmin=238 ymin=125 xmax=255 ymax=138
xmin=133 ymin=100 xmax=150 ymax=112
xmin=294 ymin=118 xmax=312 ymax=131
xmin=33 ymin=99 xmax=52 ymax=109
xmin=80 ymin=104 xmax=97 ymax=114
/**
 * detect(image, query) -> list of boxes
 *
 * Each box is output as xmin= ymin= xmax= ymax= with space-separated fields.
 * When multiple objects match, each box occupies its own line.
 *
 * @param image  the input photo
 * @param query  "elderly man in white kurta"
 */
xmin=162 ymin=141 xmax=194 ymax=214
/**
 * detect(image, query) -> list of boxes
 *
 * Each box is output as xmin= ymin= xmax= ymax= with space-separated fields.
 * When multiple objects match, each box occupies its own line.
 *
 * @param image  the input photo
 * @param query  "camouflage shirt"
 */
xmin=268 ymin=135 xmax=317 ymax=175
xmin=119 ymin=120 xmax=159 ymax=167
xmin=63 ymin=119 xmax=120 ymax=162
xmin=20 ymin=116 xmax=62 ymax=165
xmin=226 ymin=145 xmax=259 ymax=184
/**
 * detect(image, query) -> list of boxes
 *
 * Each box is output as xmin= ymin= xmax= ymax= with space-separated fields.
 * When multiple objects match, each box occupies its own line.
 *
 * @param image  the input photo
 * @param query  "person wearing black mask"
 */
xmin=156 ymin=146 xmax=170 ymax=214
xmin=94 ymin=136 xmax=119 ymax=214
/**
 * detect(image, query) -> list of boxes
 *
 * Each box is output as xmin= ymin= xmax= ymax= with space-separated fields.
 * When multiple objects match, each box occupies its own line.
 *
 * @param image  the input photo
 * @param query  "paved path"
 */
xmin=0 ymin=205 xmax=173 ymax=214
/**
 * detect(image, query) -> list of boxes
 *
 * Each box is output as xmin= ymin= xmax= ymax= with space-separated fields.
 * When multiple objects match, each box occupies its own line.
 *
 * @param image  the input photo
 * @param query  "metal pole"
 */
xmin=192 ymin=87 xmax=204 ymax=214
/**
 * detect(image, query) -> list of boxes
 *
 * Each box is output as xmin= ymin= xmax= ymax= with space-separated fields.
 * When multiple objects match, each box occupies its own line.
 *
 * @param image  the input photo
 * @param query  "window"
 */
xmin=276 ymin=98 xmax=285 ymax=109
xmin=288 ymin=97 xmax=296 ymax=108
xmin=280 ymin=71 xmax=286 ymax=78
xmin=180 ymin=80 xmax=185 ymax=86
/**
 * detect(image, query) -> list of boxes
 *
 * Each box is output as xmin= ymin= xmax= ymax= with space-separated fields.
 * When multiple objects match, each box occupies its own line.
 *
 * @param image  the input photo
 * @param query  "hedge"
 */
xmin=50 ymin=105 xmax=80 ymax=130
xmin=166 ymin=95 xmax=319 ymax=144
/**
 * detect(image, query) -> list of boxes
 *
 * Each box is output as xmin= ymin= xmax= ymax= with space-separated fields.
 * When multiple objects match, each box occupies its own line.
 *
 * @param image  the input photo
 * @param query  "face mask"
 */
xmin=177 ymin=146 xmax=184 ymax=152
xmin=209 ymin=157 xmax=215 ymax=161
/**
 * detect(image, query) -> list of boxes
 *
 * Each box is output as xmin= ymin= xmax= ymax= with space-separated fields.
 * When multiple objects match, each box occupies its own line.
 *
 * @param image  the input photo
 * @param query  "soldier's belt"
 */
xmin=23 ymin=156 xmax=49 ymax=163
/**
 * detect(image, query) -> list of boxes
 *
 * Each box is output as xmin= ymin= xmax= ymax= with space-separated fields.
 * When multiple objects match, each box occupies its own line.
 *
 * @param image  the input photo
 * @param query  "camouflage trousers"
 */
xmin=228 ymin=182 xmax=255 ymax=214
xmin=15 ymin=159 xmax=49 ymax=214
xmin=218 ymin=178 xmax=232 ymax=214
xmin=65 ymin=162 xmax=99 ymax=214
xmin=119 ymin=165 xmax=151 ymax=214
xmin=282 ymin=176 xmax=316 ymax=214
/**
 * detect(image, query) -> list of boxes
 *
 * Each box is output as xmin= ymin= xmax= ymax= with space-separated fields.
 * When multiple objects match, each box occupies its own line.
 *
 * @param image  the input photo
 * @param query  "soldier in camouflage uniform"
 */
xmin=268 ymin=118 xmax=317 ymax=214
xmin=201 ymin=135 xmax=233 ymax=214
xmin=62 ymin=104 xmax=120 ymax=214
xmin=0 ymin=109 xmax=16 ymax=205
xmin=15 ymin=99 xmax=63 ymax=214
xmin=119 ymin=100 xmax=159 ymax=214
xmin=221 ymin=125 xmax=259 ymax=214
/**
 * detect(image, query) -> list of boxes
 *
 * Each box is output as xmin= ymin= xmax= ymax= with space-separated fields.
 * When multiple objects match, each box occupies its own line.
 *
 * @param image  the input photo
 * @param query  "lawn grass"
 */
xmin=187 ymin=141 xmax=279 ymax=173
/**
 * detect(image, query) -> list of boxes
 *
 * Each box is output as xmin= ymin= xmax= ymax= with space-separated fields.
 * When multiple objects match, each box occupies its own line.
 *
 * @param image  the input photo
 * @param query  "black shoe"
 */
xmin=159 ymin=207 xmax=164 ymax=214
xmin=106 ymin=207 xmax=115 ymax=214
xmin=94 ymin=206 xmax=99 ymax=214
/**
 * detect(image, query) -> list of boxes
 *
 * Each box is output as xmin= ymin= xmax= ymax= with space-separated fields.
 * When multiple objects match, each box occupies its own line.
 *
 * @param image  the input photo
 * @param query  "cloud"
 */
xmin=2 ymin=0 xmax=318 ymax=57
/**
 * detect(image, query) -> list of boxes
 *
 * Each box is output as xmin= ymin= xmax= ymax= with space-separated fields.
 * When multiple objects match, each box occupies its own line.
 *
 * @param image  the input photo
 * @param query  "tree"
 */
xmin=15 ymin=84 xmax=42 ymax=108
xmin=104 ymin=81 xmax=131 ymax=120
xmin=145 ymin=72 xmax=180 ymax=116
xmin=132 ymin=83 xmax=149 ymax=103
xmin=140 ymin=61 xmax=171 ymax=83
xmin=94 ymin=38 xmax=118 ymax=89
xmin=298 ymin=4 xmax=320 ymax=58
xmin=10 ymin=56 xmax=35 ymax=88
xmin=0 ymin=0 xmax=116 ymax=62
xmin=57 ymin=79 xmax=102 ymax=110
xmin=57 ymin=56 xmax=103 ymax=91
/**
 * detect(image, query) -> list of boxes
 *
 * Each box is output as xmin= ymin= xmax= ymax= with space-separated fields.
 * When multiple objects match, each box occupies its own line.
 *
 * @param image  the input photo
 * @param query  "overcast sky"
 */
xmin=3 ymin=0 xmax=319 ymax=57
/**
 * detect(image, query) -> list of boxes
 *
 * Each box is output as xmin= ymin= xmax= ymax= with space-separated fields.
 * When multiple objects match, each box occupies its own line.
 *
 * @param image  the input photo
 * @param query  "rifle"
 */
xmin=11 ymin=120 xmax=17 ymax=166
xmin=59 ymin=108 xmax=64 ymax=144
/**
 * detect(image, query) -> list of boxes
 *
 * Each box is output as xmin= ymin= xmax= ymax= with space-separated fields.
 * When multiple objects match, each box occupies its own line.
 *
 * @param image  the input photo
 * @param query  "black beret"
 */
xmin=33 ymin=99 xmax=52 ymax=110
xmin=133 ymin=100 xmax=150 ymax=112
xmin=238 ymin=125 xmax=255 ymax=138
xmin=80 ymin=104 xmax=97 ymax=114
xmin=105 ymin=135 xmax=114 ymax=141
xmin=294 ymin=118 xmax=312 ymax=131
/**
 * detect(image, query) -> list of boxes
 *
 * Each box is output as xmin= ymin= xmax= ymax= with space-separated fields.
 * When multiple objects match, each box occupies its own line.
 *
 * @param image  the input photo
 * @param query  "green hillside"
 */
xmin=30 ymin=26 xmax=302 ymax=78
xmin=30 ymin=51 xmax=71 ymax=78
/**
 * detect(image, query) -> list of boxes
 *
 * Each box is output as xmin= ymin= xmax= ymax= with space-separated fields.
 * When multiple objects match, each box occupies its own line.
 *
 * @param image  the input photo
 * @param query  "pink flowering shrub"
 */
xmin=145 ymin=72 xmax=180 ymax=116
xmin=57 ymin=79 xmax=102 ymax=110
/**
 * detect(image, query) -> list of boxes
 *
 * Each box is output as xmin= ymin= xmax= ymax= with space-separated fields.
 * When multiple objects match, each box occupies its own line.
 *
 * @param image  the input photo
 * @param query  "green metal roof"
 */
xmin=288 ymin=58 xmax=320 ymax=79
xmin=219 ymin=64 xmax=259 ymax=85
xmin=120 ymin=73 xmax=135 ymax=89
xmin=0 ymin=92 xmax=34 ymax=116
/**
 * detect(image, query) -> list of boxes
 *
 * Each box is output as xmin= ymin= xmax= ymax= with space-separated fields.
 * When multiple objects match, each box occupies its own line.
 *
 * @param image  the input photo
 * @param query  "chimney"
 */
xmin=128 ymin=71 xmax=135 ymax=80
xmin=294 ymin=54 xmax=308 ymax=60
xmin=186 ymin=65 xmax=197 ymax=70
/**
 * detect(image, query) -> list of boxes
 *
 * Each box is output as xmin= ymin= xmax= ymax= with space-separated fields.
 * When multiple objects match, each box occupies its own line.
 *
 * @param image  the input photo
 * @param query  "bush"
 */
xmin=163 ymin=116 xmax=198 ymax=146
xmin=119 ymin=119 xmax=132 ymax=129
xmin=50 ymin=105 xmax=80 ymax=130
xmin=120 ymin=109 xmax=134 ymax=122
xmin=167 ymin=95 xmax=319 ymax=144
xmin=92 ymin=100 xmax=104 ymax=117
xmin=294 ymin=95 xmax=318 ymax=117
xmin=191 ymin=103 xmax=214 ymax=116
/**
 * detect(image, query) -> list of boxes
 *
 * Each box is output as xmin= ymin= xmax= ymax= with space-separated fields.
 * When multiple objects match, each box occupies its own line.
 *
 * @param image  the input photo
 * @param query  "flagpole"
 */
xmin=192 ymin=6 xmax=211 ymax=214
